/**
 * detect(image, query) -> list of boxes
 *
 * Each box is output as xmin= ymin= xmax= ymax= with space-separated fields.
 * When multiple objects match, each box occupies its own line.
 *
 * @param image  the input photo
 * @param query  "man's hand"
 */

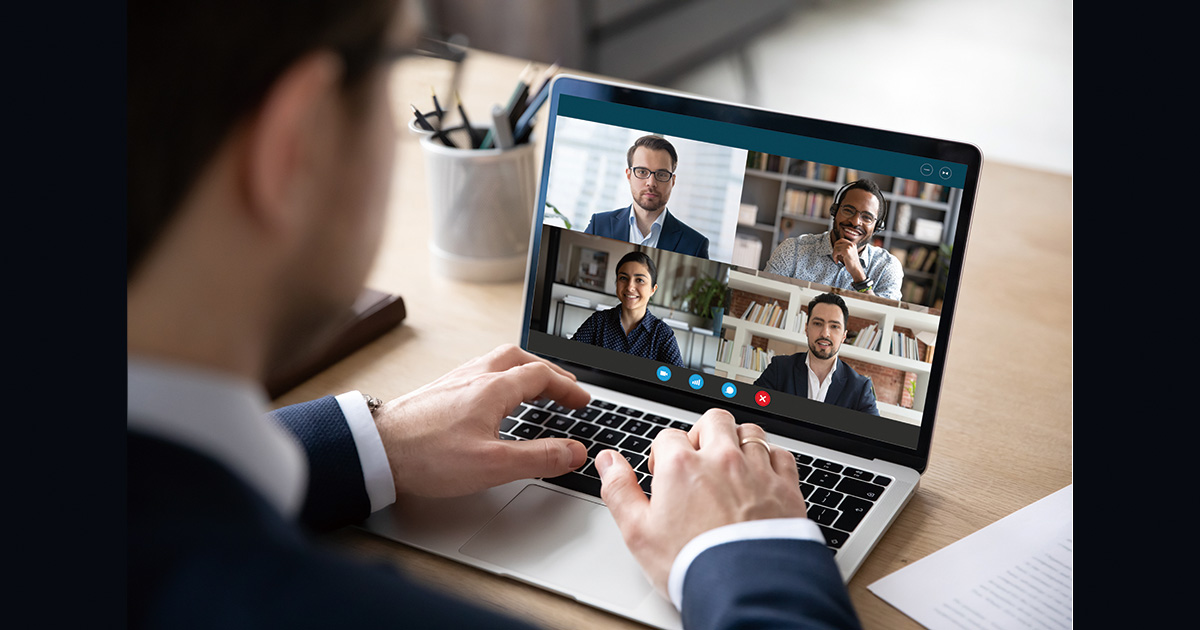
xmin=374 ymin=344 xmax=590 ymax=497
xmin=596 ymin=409 xmax=807 ymax=596
xmin=831 ymin=237 xmax=866 ymax=283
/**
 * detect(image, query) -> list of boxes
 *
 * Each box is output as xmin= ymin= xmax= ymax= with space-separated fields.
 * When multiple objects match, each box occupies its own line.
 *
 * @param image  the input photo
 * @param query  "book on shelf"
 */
xmin=784 ymin=188 xmax=834 ymax=218
xmin=850 ymin=323 xmax=882 ymax=351
xmin=789 ymin=161 xmax=838 ymax=182
xmin=740 ymin=300 xmax=786 ymax=329
xmin=739 ymin=345 xmax=776 ymax=372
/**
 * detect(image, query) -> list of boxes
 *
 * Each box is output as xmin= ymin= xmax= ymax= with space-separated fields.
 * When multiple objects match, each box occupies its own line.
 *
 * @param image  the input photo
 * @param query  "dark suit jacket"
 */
xmin=754 ymin=352 xmax=880 ymax=415
xmin=129 ymin=396 xmax=860 ymax=628
xmin=584 ymin=206 xmax=710 ymax=259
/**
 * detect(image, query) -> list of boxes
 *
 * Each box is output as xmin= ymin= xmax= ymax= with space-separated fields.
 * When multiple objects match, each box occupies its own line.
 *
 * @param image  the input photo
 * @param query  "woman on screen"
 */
xmin=571 ymin=251 xmax=684 ymax=367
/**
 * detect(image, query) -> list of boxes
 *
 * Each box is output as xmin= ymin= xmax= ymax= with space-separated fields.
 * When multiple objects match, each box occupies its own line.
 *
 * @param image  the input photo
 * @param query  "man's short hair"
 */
xmin=834 ymin=178 xmax=888 ymax=224
xmin=626 ymin=135 xmax=678 ymax=171
xmin=615 ymin=250 xmax=659 ymax=287
xmin=807 ymin=293 xmax=849 ymax=327
xmin=128 ymin=0 xmax=398 ymax=278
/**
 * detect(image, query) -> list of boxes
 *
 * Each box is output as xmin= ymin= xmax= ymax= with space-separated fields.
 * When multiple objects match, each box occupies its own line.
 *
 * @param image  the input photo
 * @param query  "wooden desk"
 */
xmin=274 ymin=50 xmax=1073 ymax=629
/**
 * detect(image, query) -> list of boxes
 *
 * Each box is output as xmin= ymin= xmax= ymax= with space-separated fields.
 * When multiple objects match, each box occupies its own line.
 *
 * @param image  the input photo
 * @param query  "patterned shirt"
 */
xmin=571 ymin=306 xmax=684 ymax=367
xmin=764 ymin=231 xmax=903 ymax=300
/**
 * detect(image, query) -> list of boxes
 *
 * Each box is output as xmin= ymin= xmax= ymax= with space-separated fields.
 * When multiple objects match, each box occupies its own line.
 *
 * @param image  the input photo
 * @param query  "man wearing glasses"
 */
xmin=764 ymin=179 xmax=903 ymax=301
xmin=583 ymin=135 xmax=711 ymax=259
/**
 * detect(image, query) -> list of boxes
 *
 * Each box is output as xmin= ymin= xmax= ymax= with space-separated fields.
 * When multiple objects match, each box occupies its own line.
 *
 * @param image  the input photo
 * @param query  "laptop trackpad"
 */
xmin=459 ymin=484 xmax=654 ymax=608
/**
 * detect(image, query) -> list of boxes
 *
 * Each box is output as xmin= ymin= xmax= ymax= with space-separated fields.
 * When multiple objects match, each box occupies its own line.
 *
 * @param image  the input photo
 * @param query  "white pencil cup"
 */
xmin=419 ymin=130 xmax=538 ymax=282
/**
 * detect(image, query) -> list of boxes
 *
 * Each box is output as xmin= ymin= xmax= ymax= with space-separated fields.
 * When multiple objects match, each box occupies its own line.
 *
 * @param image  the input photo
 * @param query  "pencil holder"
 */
xmin=419 ymin=129 xmax=537 ymax=282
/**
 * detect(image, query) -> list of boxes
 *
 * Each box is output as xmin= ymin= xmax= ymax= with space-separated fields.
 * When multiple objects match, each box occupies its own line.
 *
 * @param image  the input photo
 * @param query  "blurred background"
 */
xmin=422 ymin=0 xmax=1072 ymax=176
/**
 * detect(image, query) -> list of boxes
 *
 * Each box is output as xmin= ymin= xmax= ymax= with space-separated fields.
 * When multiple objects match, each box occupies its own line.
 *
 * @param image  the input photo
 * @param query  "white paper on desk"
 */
xmin=868 ymin=485 xmax=1072 ymax=630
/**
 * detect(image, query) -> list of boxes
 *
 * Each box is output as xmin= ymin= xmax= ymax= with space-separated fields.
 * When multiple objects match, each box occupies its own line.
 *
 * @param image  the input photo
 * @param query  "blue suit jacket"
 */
xmin=584 ymin=206 xmax=710 ymax=259
xmin=129 ymin=396 xmax=860 ymax=628
xmin=754 ymin=352 xmax=880 ymax=415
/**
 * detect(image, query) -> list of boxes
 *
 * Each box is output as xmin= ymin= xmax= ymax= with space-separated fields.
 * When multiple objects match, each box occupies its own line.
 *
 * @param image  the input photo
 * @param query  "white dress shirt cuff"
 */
xmin=666 ymin=517 xmax=824 ymax=610
xmin=335 ymin=391 xmax=396 ymax=512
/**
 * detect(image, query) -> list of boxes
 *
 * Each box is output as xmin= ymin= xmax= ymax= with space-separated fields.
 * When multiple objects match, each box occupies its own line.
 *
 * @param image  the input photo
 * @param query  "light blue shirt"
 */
xmin=765 ymin=230 xmax=904 ymax=300
xmin=627 ymin=207 xmax=668 ymax=248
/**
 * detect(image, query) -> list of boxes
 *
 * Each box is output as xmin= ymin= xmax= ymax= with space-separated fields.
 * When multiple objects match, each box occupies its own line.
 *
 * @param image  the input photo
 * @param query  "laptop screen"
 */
xmin=520 ymin=76 xmax=981 ymax=468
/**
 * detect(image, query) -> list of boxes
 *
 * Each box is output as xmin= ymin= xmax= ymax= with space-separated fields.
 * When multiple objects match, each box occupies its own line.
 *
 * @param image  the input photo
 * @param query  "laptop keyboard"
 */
xmin=500 ymin=397 xmax=892 ymax=554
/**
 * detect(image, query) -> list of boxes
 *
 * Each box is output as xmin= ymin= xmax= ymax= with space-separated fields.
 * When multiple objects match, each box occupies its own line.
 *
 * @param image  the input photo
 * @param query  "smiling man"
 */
xmin=583 ymin=135 xmax=710 ymax=259
xmin=753 ymin=293 xmax=880 ymax=415
xmin=764 ymin=179 xmax=903 ymax=301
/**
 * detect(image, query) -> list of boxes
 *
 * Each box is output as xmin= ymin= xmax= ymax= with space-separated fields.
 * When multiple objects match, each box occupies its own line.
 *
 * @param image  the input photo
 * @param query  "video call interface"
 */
xmin=524 ymin=95 xmax=970 ymax=451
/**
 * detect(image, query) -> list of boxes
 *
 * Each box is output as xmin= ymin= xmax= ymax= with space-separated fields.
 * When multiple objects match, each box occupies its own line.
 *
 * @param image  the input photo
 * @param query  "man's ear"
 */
xmin=239 ymin=51 xmax=343 ymax=234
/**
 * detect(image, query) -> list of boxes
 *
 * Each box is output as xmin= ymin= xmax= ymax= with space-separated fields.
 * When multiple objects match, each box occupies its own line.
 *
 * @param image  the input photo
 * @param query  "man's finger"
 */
xmin=489 ymin=437 xmax=587 ymax=483
xmin=487 ymin=362 xmax=591 ymax=415
xmin=690 ymin=408 xmax=738 ymax=450
xmin=597 ymin=449 xmax=649 ymax=535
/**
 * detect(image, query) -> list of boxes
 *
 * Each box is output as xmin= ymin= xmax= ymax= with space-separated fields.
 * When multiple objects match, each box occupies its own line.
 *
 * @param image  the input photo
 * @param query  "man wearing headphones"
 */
xmin=763 ymin=179 xmax=903 ymax=301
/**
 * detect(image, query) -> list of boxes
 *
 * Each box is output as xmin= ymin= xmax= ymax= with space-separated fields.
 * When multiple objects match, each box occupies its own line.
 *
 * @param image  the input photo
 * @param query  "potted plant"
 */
xmin=682 ymin=275 xmax=729 ymax=320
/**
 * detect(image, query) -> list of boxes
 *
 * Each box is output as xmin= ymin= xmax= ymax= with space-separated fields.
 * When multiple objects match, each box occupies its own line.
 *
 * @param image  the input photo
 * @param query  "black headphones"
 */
xmin=829 ymin=179 xmax=888 ymax=233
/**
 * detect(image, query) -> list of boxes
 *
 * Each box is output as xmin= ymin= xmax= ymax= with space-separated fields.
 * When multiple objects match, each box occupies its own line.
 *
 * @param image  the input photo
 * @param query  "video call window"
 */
xmin=529 ymin=109 xmax=966 ymax=447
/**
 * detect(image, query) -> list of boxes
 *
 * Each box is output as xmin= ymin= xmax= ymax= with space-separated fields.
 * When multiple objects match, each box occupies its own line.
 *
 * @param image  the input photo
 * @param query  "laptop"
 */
xmin=362 ymin=74 xmax=982 ymax=629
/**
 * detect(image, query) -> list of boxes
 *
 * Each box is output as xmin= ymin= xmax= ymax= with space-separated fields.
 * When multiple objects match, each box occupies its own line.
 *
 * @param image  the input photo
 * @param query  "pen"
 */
xmin=410 ymin=104 xmax=434 ymax=131
xmin=455 ymin=93 xmax=479 ymax=148
xmin=430 ymin=86 xmax=444 ymax=119
xmin=505 ymin=64 xmax=535 ymax=128
xmin=525 ymin=63 xmax=559 ymax=107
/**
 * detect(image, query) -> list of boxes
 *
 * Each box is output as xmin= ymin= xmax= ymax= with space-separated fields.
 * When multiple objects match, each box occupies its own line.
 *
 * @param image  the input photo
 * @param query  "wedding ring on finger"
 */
xmin=739 ymin=436 xmax=771 ymax=454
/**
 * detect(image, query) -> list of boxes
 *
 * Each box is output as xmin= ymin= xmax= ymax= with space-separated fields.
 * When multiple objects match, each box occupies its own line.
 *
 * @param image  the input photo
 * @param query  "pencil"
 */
xmin=430 ymin=86 xmax=444 ymax=118
xmin=505 ymin=64 xmax=535 ymax=128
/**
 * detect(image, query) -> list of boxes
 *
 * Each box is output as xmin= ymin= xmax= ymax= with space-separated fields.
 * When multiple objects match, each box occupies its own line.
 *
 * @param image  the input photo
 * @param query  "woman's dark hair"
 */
xmin=128 ymin=0 xmax=398 ymax=278
xmin=615 ymin=251 xmax=658 ymax=287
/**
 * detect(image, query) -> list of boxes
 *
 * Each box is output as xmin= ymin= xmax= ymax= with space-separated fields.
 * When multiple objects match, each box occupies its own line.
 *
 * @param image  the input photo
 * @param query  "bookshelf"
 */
xmin=713 ymin=270 xmax=941 ymax=425
xmin=736 ymin=152 xmax=962 ymax=308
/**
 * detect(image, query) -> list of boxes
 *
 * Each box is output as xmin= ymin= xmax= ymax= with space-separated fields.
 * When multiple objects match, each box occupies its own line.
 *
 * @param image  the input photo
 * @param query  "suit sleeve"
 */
xmin=855 ymin=376 xmax=880 ymax=416
xmin=583 ymin=214 xmax=597 ymax=235
xmin=681 ymin=538 xmax=862 ymax=630
xmin=697 ymin=235 xmax=709 ymax=260
xmin=753 ymin=358 xmax=783 ymax=390
xmin=269 ymin=396 xmax=372 ymax=532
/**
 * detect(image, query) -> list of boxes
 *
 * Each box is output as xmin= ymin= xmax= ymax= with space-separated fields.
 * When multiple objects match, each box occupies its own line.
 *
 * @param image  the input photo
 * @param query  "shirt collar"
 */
xmin=127 ymin=355 xmax=308 ymax=517
xmin=805 ymin=352 xmax=838 ymax=383
xmin=628 ymin=206 xmax=668 ymax=239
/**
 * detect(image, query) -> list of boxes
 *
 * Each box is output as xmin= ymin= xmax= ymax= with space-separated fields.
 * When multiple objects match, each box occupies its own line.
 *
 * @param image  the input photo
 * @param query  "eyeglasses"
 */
xmin=630 ymin=167 xmax=674 ymax=182
xmin=836 ymin=205 xmax=878 ymax=225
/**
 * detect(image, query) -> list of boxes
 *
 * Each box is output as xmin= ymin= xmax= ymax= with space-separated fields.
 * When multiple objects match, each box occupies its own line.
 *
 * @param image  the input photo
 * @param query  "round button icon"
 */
xmin=688 ymin=374 xmax=704 ymax=390
xmin=656 ymin=366 xmax=672 ymax=382
xmin=755 ymin=390 xmax=771 ymax=407
xmin=920 ymin=163 xmax=934 ymax=177
xmin=721 ymin=382 xmax=737 ymax=398
xmin=938 ymin=166 xmax=952 ymax=180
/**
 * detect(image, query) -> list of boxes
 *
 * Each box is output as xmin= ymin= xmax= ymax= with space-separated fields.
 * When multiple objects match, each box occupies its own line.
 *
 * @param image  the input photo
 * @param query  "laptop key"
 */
xmin=617 ymin=451 xmax=645 ymax=470
xmin=499 ymin=417 xmax=518 ymax=433
xmin=616 ymin=406 xmax=644 ymax=418
xmin=843 ymin=467 xmax=874 ymax=482
xmin=571 ymin=406 xmax=601 ymax=421
xmin=819 ymin=526 xmax=848 ymax=549
xmin=642 ymin=413 xmax=671 ymax=426
xmin=619 ymin=435 xmax=652 ymax=454
xmin=833 ymin=496 xmax=873 ymax=532
xmin=836 ymin=477 xmax=887 ymax=501
xmin=596 ymin=412 xmax=625 ymax=428
xmin=537 ymin=428 xmax=568 ymax=440
xmin=809 ymin=488 xmax=844 ymax=509
xmin=567 ymin=421 xmax=600 ymax=440
xmin=669 ymin=420 xmax=693 ymax=431
xmin=595 ymin=428 xmax=627 ymax=446
xmin=813 ymin=459 xmax=844 ymax=474
xmin=545 ymin=415 xmax=576 ymax=432
xmin=589 ymin=399 xmax=617 ymax=410
xmin=620 ymin=419 xmax=652 ymax=436
xmin=511 ymin=422 xmax=541 ymax=439
xmin=807 ymin=505 xmax=839 ymax=526
xmin=808 ymin=469 xmax=840 ymax=489
xmin=521 ymin=408 xmax=553 ymax=425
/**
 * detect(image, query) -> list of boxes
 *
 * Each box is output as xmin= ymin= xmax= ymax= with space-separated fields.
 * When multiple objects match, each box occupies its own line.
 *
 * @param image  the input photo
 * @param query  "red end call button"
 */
xmin=755 ymin=390 xmax=771 ymax=407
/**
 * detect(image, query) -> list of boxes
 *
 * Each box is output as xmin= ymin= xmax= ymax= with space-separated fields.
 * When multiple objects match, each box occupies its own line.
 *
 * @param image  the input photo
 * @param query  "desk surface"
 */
xmin=274 ymin=50 xmax=1073 ymax=629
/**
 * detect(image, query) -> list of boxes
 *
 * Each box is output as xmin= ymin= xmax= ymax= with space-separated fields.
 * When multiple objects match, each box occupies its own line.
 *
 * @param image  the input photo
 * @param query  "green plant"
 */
xmin=545 ymin=202 xmax=571 ymax=229
xmin=682 ymin=275 xmax=728 ymax=317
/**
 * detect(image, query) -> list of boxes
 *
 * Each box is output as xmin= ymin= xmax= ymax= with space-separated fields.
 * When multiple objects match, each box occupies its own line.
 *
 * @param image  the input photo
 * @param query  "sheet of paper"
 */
xmin=868 ymin=485 xmax=1072 ymax=630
